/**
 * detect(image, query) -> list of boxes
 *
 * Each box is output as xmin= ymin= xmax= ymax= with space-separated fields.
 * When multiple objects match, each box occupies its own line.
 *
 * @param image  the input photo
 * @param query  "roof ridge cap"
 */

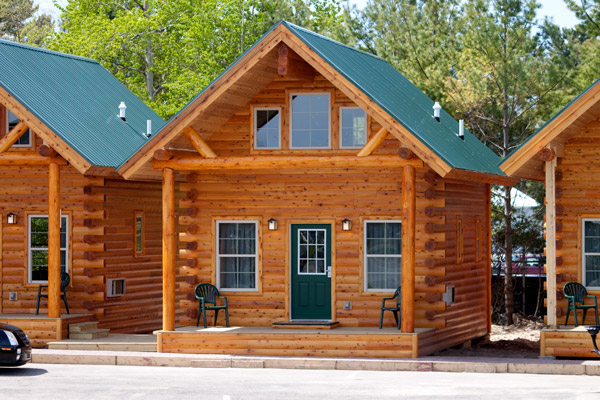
xmin=0 ymin=38 xmax=99 ymax=64
xmin=282 ymin=20 xmax=385 ymax=62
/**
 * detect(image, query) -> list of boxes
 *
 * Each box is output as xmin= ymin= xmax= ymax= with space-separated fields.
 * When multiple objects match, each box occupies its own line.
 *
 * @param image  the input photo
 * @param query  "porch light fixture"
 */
xmin=268 ymin=218 xmax=278 ymax=231
xmin=342 ymin=218 xmax=352 ymax=231
xmin=6 ymin=213 xmax=16 ymax=225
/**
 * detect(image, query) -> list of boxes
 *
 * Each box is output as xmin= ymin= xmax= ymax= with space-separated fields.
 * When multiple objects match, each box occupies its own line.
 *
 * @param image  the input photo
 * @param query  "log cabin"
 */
xmin=501 ymin=78 xmax=600 ymax=358
xmin=121 ymin=21 xmax=516 ymax=358
xmin=0 ymin=39 xmax=167 ymax=346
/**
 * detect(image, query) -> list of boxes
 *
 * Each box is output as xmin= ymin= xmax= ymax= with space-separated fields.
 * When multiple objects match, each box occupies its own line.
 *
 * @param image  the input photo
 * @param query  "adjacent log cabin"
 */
xmin=501 ymin=78 xmax=600 ymax=358
xmin=122 ymin=21 xmax=515 ymax=358
xmin=0 ymin=40 xmax=166 ymax=345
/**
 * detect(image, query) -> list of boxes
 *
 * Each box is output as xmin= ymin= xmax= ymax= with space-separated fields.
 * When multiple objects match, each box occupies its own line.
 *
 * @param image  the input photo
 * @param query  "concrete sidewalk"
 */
xmin=31 ymin=348 xmax=600 ymax=375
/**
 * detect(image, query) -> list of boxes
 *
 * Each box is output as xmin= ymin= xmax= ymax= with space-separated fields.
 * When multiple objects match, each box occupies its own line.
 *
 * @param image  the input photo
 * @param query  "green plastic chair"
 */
xmin=195 ymin=283 xmax=229 ymax=328
xmin=379 ymin=286 xmax=401 ymax=330
xmin=563 ymin=281 xmax=599 ymax=326
xmin=36 ymin=272 xmax=70 ymax=315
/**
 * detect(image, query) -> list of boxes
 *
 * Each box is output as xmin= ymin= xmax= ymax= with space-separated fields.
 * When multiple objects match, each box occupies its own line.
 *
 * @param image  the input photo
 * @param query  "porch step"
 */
xmin=272 ymin=321 xmax=340 ymax=330
xmin=69 ymin=321 xmax=101 ymax=334
xmin=69 ymin=329 xmax=110 ymax=340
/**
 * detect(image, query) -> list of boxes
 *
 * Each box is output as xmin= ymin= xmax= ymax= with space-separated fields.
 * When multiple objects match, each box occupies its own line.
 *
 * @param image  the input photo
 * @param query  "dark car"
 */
xmin=0 ymin=323 xmax=31 ymax=366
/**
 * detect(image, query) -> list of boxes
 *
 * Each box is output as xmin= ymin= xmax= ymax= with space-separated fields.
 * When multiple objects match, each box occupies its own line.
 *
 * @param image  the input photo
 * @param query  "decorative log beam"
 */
xmin=48 ymin=161 xmax=61 ymax=318
xmin=154 ymin=148 xmax=175 ymax=161
xmin=38 ymin=144 xmax=58 ymax=158
xmin=357 ymin=127 xmax=388 ymax=157
xmin=162 ymin=167 xmax=176 ymax=331
xmin=153 ymin=155 xmax=423 ymax=171
xmin=0 ymin=121 xmax=29 ymax=153
xmin=401 ymin=164 xmax=416 ymax=333
xmin=538 ymin=147 xmax=556 ymax=162
xmin=182 ymin=126 xmax=217 ymax=158
xmin=546 ymin=158 xmax=557 ymax=328
xmin=278 ymin=42 xmax=315 ymax=81
xmin=0 ymin=154 xmax=67 ymax=166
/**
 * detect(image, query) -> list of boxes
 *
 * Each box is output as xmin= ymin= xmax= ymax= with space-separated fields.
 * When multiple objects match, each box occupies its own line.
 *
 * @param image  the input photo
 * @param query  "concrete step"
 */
xmin=69 ymin=329 xmax=110 ymax=340
xmin=69 ymin=321 xmax=100 ymax=334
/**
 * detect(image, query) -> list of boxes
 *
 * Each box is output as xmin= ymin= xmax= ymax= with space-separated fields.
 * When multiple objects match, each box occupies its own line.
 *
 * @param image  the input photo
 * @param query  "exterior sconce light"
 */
xmin=268 ymin=218 xmax=278 ymax=231
xmin=6 ymin=213 xmax=16 ymax=225
xmin=342 ymin=218 xmax=352 ymax=231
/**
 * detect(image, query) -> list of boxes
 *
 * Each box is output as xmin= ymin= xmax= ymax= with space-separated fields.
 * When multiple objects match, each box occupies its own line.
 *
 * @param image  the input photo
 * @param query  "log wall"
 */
xmin=553 ymin=121 xmax=600 ymax=324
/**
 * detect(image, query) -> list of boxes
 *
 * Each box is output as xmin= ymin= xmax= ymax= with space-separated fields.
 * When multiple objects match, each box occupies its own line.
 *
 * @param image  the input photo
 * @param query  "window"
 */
xmin=583 ymin=219 xmax=600 ymax=289
xmin=7 ymin=109 xmax=31 ymax=147
xmin=340 ymin=107 xmax=366 ymax=148
xmin=28 ymin=214 xmax=68 ymax=283
xmin=457 ymin=216 xmax=463 ymax=263
xmin=217 ymin=221 xmax=258 ymax=291
xmin=134 ymin=211 xmax=144 ymax=256
xmin=290 ymin=93 xmax=330 ymax=149
xmin=254 ymin=108 xmax=281 ymax=149
xmin=364 ymin=220 xmax=402 ymax=291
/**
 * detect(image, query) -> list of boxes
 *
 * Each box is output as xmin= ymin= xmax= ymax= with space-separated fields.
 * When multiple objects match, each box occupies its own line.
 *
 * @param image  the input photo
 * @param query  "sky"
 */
xmin=37 ymin=0 xmax=580 ymax=28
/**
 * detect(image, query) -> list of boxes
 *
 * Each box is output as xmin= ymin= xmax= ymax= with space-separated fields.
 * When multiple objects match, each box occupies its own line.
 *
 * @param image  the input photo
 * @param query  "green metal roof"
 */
xmin=0 ymin=39 xmax=165 ymax=168
xmin=283 ymin=22 xmax=504 ymax=176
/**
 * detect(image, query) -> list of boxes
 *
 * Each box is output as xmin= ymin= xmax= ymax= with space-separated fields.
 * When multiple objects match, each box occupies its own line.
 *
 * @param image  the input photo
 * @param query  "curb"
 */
xmin=31 ymin=349 xmax=600 ymax=375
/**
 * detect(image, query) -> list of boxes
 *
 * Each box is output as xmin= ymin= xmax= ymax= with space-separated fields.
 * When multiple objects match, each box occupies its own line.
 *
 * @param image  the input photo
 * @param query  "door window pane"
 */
xmin=297 ymin=228 xmax=327 ymax=275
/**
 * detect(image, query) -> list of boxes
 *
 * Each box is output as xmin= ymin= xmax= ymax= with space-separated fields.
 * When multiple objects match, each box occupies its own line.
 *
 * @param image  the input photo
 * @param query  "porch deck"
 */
xmin=157 ymin=326 xmax=435 ymax=359
xmin=0 ymin=313 xmax=95 ymax=347
xmin=541 ymin=326 xmax=600 ymax=358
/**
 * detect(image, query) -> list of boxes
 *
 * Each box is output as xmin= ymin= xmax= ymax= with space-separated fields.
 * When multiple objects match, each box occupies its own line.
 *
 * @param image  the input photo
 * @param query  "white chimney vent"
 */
xmin=145 ymin=120 xmax=152 ymax=138
xmin=458 ymin=119 xmax=465 ymax=140
xmin=432 ymin=101 xmax=442 ymax=121
xmin=118 ymin=102 xmax=127 ymax=121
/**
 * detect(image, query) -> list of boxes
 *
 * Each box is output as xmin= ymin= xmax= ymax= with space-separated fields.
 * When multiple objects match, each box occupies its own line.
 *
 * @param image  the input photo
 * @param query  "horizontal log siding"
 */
xmin=0 ymin=164 xmax=103 ymax=317
xmin=553 ymin=123 xmax=600 ymax=324
xmin=418 ymin=179 xmax=490 ymax=355
xmin=85 ymin=179 xmax=165 ymax=333
xmin=541 ymin=328 xmax=600 ymax=358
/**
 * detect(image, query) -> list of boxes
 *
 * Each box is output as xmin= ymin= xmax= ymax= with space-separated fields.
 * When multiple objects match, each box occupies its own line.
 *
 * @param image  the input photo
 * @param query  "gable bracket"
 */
xmin=182 ymin=126 xmax=217 ymax=158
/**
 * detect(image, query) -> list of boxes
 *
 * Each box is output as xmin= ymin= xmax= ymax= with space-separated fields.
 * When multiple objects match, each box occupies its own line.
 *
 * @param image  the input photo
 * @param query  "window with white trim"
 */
xmin=217 ymin=221 xmax=258 ymax=290
xmin=28 ymin=214 xmax=68 ymax=283
xmin=254 ymin=108 xmax=281 ymax=149
xmin=340 ymin=107 xmax=366 ymax=148
xmin=583 ymin=219 xmax=600 ymax=289
xmin=290 ymin=93 xmax=330 ymax=149
xmin=7 ymin=109 xmax=31 ymax=147
xmin=364 ymin=220 xmax=402 ymax=291
xmin=134 ymin=211 xmax=144 ymax=256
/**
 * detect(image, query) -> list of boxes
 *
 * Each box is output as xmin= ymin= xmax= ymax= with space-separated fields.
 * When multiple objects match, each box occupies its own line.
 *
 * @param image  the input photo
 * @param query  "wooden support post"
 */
xmin=485 ymin=184 xmax=492 ymax=334
xmin=357 ymin=128 xmax=388 ymax=157
xmin=0 ymin=121 xmax=29 ymax=153
xmin=546 ymin=158 xmax=557 ymax=327
xmin=182 ymin=127 xmax=217 ymax=158
xmin=162 ymin=167 xmax=176 ymax=331
xmin=48 ymin=161 xmax=61 ymax=318
xmin=401 ymin=164 xmax=416 ymax=333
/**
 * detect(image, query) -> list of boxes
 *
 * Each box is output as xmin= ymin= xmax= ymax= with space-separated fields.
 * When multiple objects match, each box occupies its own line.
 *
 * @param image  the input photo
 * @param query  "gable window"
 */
xmin=290 ymin=93 xmax=330 ymax=149
xmin=254 ymin=108 xmax=281 ymax=149
xmin=340 ymin=107 xmax=366 ymax=148
xmin=217 ymin=221 xmax=258 ymax=291
xmin=28 ymin=214 xmax=68 ymax=283
xmin=134 ymin=211 xmax=144 ymax=256
xmin=583 ymin=219 xmax=600 ymax=289
xmin=364 ymin=220 xmax=402 ymax=291
xmin=7 ymin=109 xmax=31 ymax=147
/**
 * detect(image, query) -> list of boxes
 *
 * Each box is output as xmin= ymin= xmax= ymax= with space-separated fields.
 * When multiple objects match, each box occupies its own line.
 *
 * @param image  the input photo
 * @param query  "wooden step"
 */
xmin=69 ymin=329 xmax=110 ymax=340
xmin=69 ymin=321 xmax=99 ymax=334
xmin=271 ymin=321 xmax=340 ymax=330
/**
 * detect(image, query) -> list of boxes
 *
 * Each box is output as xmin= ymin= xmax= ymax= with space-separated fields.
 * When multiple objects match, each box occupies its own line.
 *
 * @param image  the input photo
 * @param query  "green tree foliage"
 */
xmin=51 ymin=0 xmax=344 ymax=118
xmin=0 ymin=0 xmax=54 ymax=46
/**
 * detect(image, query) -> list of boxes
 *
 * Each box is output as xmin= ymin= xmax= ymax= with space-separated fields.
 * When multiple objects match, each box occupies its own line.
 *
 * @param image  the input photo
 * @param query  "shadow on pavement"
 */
xmin=0 ymin=366 xmax=48 ymax=376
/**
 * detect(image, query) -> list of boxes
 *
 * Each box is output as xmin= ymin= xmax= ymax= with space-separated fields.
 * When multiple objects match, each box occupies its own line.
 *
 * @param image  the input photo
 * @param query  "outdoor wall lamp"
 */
xmin=6 ymin=213 xmax=16 ymax=225
xmin=268 ymin=218 xmax=278 ymax=231
xmin=342 ymin=218 xmax=352 ymax=231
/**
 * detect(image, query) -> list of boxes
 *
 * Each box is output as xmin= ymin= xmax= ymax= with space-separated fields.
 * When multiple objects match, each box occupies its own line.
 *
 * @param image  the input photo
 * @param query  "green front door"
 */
xmin=291 ymin=224 xmax=332 ymax=320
